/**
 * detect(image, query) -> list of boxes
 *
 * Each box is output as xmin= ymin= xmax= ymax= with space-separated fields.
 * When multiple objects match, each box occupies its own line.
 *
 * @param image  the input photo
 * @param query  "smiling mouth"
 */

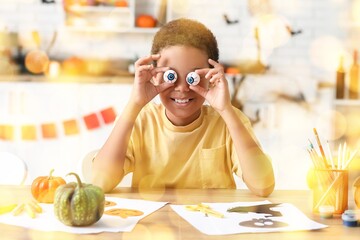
xmin=172 ymin=98 xmax=193 ymax=104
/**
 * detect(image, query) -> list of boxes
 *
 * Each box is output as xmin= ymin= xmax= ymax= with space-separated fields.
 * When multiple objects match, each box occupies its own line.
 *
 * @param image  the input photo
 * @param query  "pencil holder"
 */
xmin=312 ymin=169 xmax=348 ymax=215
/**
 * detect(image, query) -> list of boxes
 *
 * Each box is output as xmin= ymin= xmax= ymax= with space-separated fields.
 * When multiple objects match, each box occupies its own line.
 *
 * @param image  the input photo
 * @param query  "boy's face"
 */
xmin=156 ymin=45 xmax=209 ymax=126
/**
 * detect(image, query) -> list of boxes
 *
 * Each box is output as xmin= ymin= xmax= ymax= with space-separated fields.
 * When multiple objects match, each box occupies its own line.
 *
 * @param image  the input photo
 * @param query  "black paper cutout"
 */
xmin=227 ymin=203 xmax=283 ymax=217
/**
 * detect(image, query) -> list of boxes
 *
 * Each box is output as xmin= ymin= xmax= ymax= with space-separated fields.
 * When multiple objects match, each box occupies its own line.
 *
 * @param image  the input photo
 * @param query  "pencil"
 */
xmin=326 ymin=141 xmax=335 ymax=169
xmin=313 ymin=128 xmax=328 ymax=168
xmin=337 ymin=143 xmax=342 ymax=170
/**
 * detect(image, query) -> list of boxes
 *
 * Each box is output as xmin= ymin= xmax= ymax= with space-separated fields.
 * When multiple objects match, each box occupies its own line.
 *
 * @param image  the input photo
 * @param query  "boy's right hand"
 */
xmin=130 ymin=54 xmax=173 ymax=107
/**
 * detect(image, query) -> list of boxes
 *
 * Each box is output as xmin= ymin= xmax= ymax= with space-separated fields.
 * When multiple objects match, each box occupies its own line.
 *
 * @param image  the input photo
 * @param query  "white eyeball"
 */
xmin=163 ymin=70 xmax=177 ymax=83
xmin=186 ymin=72 xmax=200 ymax=85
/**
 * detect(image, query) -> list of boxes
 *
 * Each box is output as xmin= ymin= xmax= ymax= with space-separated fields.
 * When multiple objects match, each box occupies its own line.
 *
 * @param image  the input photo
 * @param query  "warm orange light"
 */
xmin=317 ymin=109 xmax=347 ymax=141
xmin=309 ymin=36 xmax=350 ymax=71
xmin=344 ymin=110 xmax=360 ymax=139
xmin=306 ymin=167 xmax=315 ymax=189
xmin=25 ymin=50 xmax=49 ymax=74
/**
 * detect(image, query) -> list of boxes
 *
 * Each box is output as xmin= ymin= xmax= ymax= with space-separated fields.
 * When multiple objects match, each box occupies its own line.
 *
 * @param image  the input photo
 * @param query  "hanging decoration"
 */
xmin=0 ymin=107 xmax=117 ymax=141
xmin=41 ymin=123 xmax=57 ymax=139
xmin=0 ymin=125 xmax=14 ymax=141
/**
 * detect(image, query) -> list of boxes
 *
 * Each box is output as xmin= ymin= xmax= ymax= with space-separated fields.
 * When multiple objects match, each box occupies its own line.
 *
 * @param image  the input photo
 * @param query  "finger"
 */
xmin=195 ymin=68 xmax=211 ymax=76
xmin=151 ymin=66 xmax=170 ymax=85
xmin=155 ymin=82 xmax=174 ymax=93
xmin=134 ymin=54 xmax=160 ymax=67
xmin=208 ymin=72 xmax=224 ymax=84
xmin=135 ymin=64 xmax=154 ymax=73
xmin=208 ymin=58 xmax=222 ymax=68
xmin=205 ymin=67 xmax=225 ymax=79
xmin=190 ymin=85 xmax=208 ymax=98
xmin=151 ymin=66 xmax=170 ymax=76
xmin=204 ymin=69 xmax=217 ymax=79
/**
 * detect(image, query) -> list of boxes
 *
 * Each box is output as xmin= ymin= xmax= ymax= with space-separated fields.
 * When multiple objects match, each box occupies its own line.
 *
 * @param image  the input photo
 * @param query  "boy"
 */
xmin=92 ymin=18 xmax=275 ymax=197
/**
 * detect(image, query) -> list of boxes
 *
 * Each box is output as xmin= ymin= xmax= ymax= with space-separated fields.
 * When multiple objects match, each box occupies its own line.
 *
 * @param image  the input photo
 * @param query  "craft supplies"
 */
xmin=312 ymin=169 xmax=348 ymax=214
xmin=342 ymin=210 xmax=359 ymax=227
xmin=104 ymin=208 xmax=144 ymax=218
xmin=306 ymin=129 xmax=358 ymax=215
xmin=319 ymin=205 xmax=335 ymax=219
xmin=185 ymin=203 xmax=224 ymax=218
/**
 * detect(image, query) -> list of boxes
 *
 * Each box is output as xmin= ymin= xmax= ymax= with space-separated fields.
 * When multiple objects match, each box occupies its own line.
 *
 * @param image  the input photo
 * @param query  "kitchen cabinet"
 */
xmin=62 ymin=0 xmax=169 ymax=33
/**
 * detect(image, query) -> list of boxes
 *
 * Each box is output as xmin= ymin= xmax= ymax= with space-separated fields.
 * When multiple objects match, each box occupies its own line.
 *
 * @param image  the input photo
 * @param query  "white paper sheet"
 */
xmin=171 ymin=200 xmax=327 ymax=235
xmin=0 ymin=197 xmax=167 ymax=234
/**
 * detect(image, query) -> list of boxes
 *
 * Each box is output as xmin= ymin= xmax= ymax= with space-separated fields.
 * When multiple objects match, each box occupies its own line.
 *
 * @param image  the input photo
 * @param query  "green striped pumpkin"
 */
xmin=54 ymin=172 xmax=104 ymax=226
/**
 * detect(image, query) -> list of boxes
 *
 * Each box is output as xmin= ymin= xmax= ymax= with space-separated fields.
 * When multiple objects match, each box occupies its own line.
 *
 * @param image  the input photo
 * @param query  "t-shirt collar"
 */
xmin=162 ymin=105 xmax=204 ymax=132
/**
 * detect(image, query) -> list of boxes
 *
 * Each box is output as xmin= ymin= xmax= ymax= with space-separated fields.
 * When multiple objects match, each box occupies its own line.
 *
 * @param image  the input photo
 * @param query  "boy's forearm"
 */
xmin=219 ymin=107 xmax=275 ymax=196
xmin=91 ymin=101 xmax=143 ymax=192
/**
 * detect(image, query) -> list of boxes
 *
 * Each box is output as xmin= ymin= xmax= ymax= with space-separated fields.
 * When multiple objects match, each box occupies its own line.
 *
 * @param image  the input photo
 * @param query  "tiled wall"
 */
xmin=0 ymin=0 xmax=354 ymax=77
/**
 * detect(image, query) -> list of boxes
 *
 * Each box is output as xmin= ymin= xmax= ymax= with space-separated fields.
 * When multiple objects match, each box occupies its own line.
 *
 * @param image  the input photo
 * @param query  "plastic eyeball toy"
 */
xmin=163 ymin=70 xmax=177 ymax=83
xmin=186 ymin=72 xmax=200 ymax=85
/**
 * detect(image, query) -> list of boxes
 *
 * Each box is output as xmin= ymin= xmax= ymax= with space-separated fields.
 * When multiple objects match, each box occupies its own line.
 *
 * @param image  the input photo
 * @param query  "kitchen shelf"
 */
xmin=68 ymin=5 xmax=131 ymax=14
xmin=0 ymin=74 xmax=134 ymax=84
xmin=59 ymin=25 xmax=159 ymax=34
xmin=62 ymin=0 xmax=168 ymax=34
xmin=333 ymin=99 xmax=360 ymax=106
xmin=64 ymin=0 xmax=135 ymax=31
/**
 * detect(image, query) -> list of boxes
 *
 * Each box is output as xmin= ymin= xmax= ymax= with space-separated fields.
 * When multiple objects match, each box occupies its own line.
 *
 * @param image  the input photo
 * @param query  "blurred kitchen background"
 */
xmin=0 ymin=0 xmax=360 ymax=190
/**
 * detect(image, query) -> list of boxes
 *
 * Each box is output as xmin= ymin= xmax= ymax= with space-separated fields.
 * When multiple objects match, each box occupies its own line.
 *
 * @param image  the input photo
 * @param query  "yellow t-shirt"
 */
xmin=124 ymin=102 xmax=258 ymax=189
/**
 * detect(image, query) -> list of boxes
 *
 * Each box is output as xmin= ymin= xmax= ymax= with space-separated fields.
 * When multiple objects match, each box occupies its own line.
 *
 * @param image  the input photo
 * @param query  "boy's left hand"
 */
xmin=190 ymin=59 xmax=232 ymax=113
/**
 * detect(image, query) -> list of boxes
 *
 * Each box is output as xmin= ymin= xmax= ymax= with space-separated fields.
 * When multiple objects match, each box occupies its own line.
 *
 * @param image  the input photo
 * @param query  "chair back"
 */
xmin=0 ymin=152 xmax=27 ymax=185
xmin=80 ymin=150 xmax=98 ymax=183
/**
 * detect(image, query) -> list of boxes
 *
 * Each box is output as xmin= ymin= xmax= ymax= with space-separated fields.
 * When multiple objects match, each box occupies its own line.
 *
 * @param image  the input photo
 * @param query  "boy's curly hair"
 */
xmin=151 ymin=18 xmax=219 ymax=63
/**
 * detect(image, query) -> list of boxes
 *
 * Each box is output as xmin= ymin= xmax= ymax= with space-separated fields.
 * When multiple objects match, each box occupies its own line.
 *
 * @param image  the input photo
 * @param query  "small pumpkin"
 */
xmin=54 ymin=172 xmax=105 ymax=226
xmin=31 ymin=169 xmax=66 ymax=203
xmin=136 ymin=14 xmax=157 ymax=28
xmin=62 ymin=56 xmax=86 ymax=76
xmin=115 ymin=0 xmax=128 ymax=7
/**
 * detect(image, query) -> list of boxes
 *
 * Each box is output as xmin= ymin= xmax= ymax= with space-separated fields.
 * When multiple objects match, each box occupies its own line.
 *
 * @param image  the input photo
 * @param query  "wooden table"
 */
xmin=0 ymin=186 xmax=359 ymax=239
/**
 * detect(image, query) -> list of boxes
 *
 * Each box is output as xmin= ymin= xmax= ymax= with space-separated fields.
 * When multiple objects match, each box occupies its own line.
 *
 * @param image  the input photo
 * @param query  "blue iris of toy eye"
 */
xmin=186 ymin=72 xmax=200 ymax=85
xmin=163 ymin=70 xmax=200 ymax=85
xmin=163 ymin=70 xmax=178 ymax=83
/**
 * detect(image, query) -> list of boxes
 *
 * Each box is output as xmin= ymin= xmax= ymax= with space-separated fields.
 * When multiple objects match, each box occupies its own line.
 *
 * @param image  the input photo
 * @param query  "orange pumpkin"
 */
xmin=136 ymin=14 xmax=157 ymax=28
xmin=25 ymin=50 xmax=50 ymax=74
xmin=62 ymin=56 xmax=86 ymax=76
xmin=31 ymin=169 xmax=66 ymax=203
xmin=115 ymin=0 xmax=128 ymax=7
xmin=225 ymin=67 xmax=240 ymax=75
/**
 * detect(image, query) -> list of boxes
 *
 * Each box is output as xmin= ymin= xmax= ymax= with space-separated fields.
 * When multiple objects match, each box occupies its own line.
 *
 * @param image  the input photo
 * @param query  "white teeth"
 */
xmin=174 ymin=99 xmax=189 ymax=103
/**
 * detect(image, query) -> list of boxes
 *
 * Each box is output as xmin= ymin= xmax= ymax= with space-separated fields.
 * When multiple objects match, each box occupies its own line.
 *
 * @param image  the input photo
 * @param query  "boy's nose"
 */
xmin=174 ymin=79 xmax=190 ymax=92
